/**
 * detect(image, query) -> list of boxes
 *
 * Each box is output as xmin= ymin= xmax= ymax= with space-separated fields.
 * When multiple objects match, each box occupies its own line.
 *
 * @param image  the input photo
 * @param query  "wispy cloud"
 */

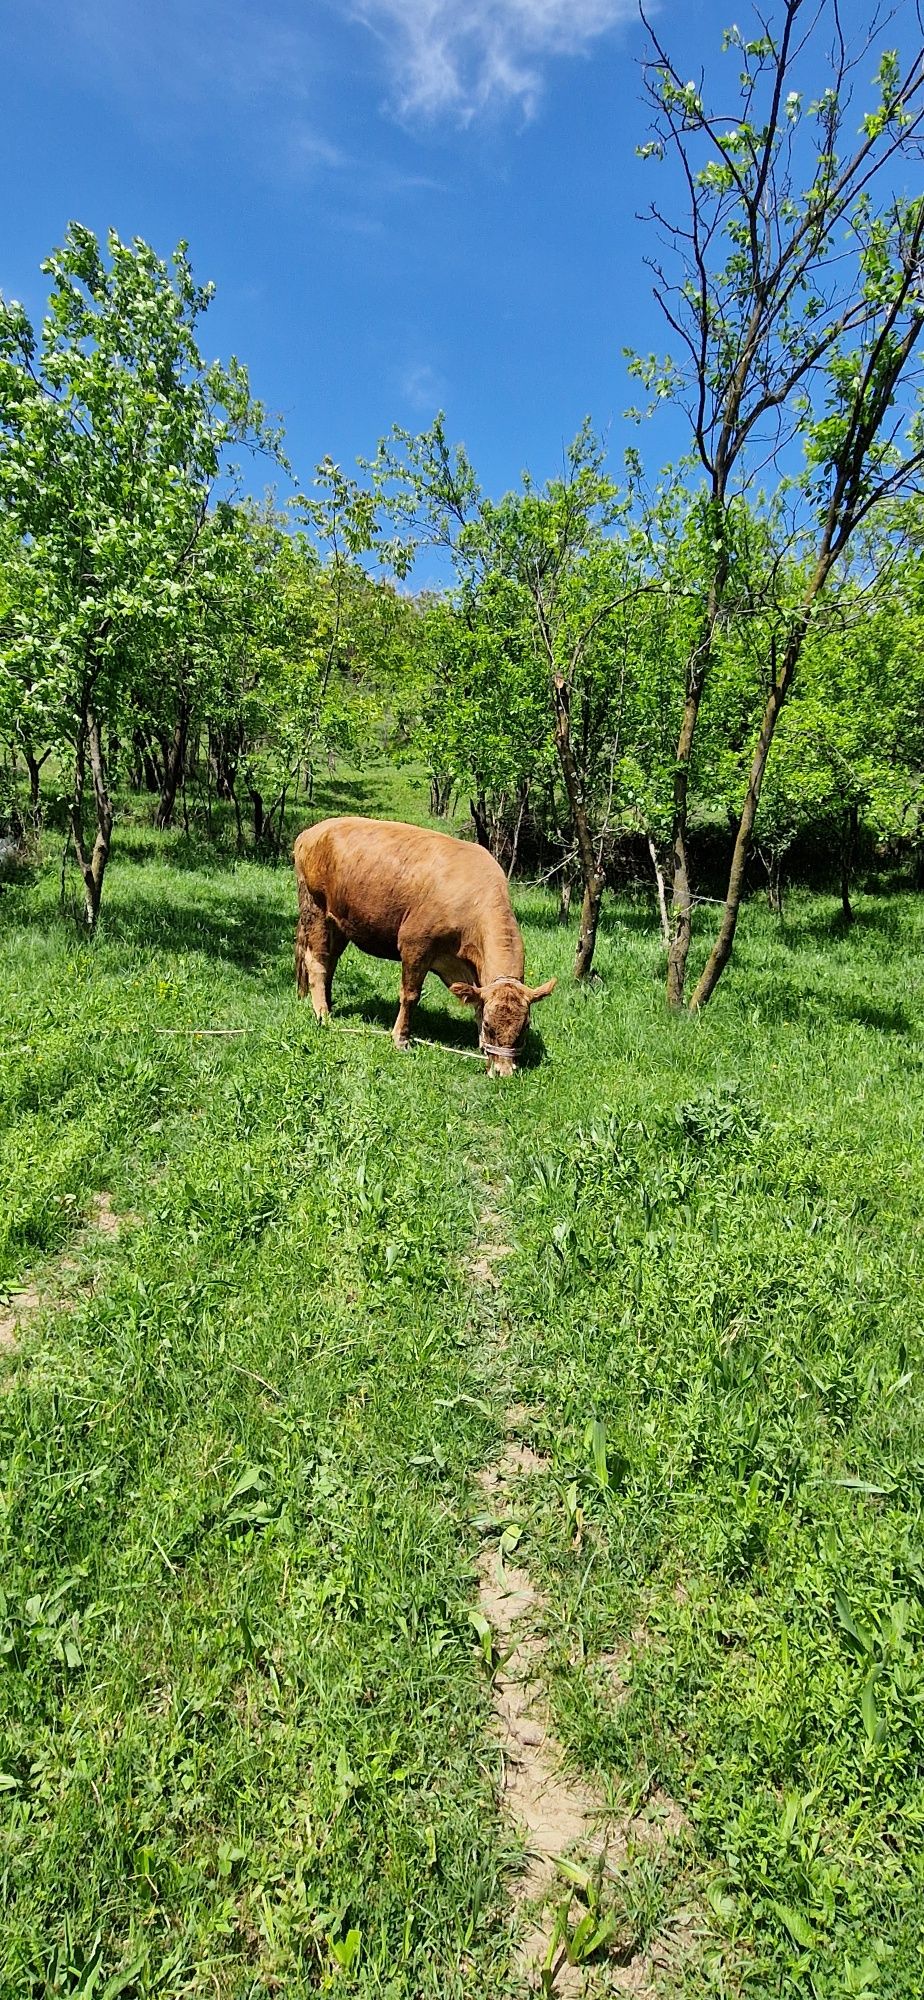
xmin=399 ymin=360 xmax=448 ymax=412
xmin=348 ymin=0 xmax=637 ymax=122
xmin=30 ymin=1 xmax=359 ymax=189
xmin=35 ymin=0 xmax=318 ymax=108
xmin=286 ymin=126 xmax=353 ymax=176
xmin=24 ymin=0 xmax=628 ymax=186
xmin=28 ymin=1 xmax=457 ymax=192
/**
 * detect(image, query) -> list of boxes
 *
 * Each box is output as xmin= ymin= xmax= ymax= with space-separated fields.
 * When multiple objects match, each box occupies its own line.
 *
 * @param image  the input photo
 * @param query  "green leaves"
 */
xmin=585 ymin=1416 xmax=610 ymax=1492
xmin=773 ymin=1900 xmax=815 ymax=1950
xmin=329 ymin=1924 xmax=362 ymax=1972
xmin=834 ymin=1584 xmax=875 ymax=1658
xmin=222 ymin=1463 xmax=278 ymax=1532
xmin=467 ymin=1607 xmax=499 ymax=1672
xmin=0 ymin=224 xmax=284 ymax=918
xmin=860 ymin=1668 xmax=887 ymax=1748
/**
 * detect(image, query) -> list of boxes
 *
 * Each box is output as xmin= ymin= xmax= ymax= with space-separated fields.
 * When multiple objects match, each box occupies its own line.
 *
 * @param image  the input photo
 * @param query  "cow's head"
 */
xmin=450 ymin=975 xmax=556 ymax=1076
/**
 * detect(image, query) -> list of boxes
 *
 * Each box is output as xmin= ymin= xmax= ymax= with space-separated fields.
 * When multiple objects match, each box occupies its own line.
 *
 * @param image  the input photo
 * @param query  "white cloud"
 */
xmin=349 ymin=0 xmax=637 ymax=122
xmin=399 ymin=360 xmax=447 ymax=411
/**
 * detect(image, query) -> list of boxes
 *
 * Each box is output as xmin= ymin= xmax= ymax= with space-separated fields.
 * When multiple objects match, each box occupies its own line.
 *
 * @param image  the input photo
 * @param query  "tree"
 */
xmin=406 ymin=583 xmax=550 ymax=866
xmin=0 ymin=519 xmax=53 ymax=818
xmin=371 ymin=418 xmax=651 ymax=977
xmin=0 ymin=224 xmax=281 ymax=924
xmin=749 ymin=525 xmax=924 ymax=913
xmin=635 ymin=0 xmax=924 ymax=1005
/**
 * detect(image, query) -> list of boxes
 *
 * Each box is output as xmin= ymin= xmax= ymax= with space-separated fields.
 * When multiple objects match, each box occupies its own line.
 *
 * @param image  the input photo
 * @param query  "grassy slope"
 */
xmin=1 ymin=774 xmax=923 ymax=1997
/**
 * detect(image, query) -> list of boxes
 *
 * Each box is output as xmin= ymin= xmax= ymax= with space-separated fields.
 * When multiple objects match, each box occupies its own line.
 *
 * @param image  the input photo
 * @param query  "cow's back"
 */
xmin=293 ymin=816 xmax=511 ymax=960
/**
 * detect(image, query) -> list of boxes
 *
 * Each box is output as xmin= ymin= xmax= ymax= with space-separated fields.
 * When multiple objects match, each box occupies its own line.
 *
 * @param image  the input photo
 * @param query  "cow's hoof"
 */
xmin=313 ymin=1011 xmax=331 ymax=1028
xmin=393 ymin=1035 xmax=410 ymax=1052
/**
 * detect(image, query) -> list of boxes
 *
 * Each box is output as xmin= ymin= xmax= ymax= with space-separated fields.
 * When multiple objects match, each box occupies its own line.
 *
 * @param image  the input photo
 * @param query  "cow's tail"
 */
xmin=294 ymin=883 xmax=313 ymax=997
xmin=294 ymin=852 xmax=313 ymax=998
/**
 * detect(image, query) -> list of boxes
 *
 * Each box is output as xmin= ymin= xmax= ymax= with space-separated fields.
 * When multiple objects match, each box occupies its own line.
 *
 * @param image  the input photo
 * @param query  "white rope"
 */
xmin=332 ymin=1023 xmax=487 ymax=1062
xmin=146 ymin=1019 xmax=509 ymax=1064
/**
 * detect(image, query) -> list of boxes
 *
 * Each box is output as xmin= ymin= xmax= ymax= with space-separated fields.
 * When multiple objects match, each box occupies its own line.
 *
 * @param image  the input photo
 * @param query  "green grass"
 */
xmin=1 ymin=785 xmax=924 ymax=1997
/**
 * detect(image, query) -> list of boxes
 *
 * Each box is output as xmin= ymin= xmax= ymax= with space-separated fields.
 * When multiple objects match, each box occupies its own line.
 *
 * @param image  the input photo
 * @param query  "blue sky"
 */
xmin=0 ymin=0 xmax=912 ymax=514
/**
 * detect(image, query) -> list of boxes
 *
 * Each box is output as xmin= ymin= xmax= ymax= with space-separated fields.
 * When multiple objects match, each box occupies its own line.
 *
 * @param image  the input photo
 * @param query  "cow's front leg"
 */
xmin=393 ymin=957 xmax=426 ymax=1050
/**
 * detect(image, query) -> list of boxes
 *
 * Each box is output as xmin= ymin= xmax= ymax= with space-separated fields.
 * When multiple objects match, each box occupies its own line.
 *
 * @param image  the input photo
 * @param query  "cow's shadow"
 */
xmin=332 ymin=990 xmax=547 ymax=1069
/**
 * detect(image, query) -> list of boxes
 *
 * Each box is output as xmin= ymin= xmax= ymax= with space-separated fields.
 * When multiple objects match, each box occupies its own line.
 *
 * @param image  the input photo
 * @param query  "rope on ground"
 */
xmin=150 ymin=1021 xmax=487 ymax=1061
xmin=331 ymin=1023 xmax=487 ymax=1060
xmin=153 ymin=1027 xmax=248 ymax=1037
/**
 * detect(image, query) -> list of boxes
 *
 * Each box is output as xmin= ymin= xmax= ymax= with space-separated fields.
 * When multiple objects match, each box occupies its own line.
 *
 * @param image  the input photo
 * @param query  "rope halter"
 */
xmin=479 ymin=974 xmax=528 ymax=1062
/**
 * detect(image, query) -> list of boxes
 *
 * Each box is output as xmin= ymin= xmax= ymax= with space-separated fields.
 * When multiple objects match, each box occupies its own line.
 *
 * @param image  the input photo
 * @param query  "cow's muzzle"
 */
xmin=480 ymin=1036 xmax=520 ymax=1077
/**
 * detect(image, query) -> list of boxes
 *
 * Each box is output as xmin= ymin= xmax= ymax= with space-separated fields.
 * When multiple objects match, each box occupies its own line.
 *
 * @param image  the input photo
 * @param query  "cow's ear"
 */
xmin=450 ymin=982 xmax=483 ymax=1007
xmin=526 ymin=978 xmax=556 ymax=1003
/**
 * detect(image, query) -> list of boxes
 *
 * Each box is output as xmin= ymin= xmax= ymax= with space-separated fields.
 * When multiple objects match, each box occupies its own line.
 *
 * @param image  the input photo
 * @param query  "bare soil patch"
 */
xmin=89 ymin=1190 xmax=123 ymax=1238
xmin=0 ymin=1283 xmax=40 ymax=1357
xmin=0 ymin=1191 xmax=133 ymax=1362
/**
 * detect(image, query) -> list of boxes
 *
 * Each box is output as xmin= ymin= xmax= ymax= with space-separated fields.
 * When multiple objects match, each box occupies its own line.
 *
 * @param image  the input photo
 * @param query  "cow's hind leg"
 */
xmin=393 ymin=954 xmax=427 ymax=1050
xmin=295 ymin=884 xmax=343 ymax=1023
xmin=322 ymin=926 xmax=347 ymax=1011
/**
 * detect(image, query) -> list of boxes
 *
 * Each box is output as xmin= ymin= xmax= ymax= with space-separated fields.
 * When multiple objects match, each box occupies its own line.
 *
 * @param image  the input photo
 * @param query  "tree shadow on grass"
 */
xmin=783 ymin=903 xmax=907 ymax=946
xmin=749 ymin=970 xmax=917 ymax=1038
xmin=514 ymin=901 xmax=569 ymax=935
xmin=113 ymin=835 xmax=253 ymax=875
xmin=310 ymin=771 xmax=396 ymax=818
xmin=101 ymin=891 xmax=295 ymax=977
xmin=841 ymin=997 xmax=916 ymax=1036
xmin=517 ymin=896 xmax=661 ymax=940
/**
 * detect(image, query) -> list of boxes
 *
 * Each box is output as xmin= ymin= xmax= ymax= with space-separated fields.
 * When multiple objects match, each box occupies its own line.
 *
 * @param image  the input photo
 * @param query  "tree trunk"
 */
xmin=573 ymin=875 xmax=604 ymax=980
xmin=505 ymin=785 xmax=529 ymax=880
xmin=210 ymin=726 xmax=240 ymax=802
xmin=156 ymin=699 xmax=190 ymax=830
xmin=24 ymin=748 xmax=40 ymax=810
xmin=140 ymin=728 xmax=163 ymax=794
xmin=689 ymin=683 xmax=791 ymax=1009
xmin=647 ymin=834 xmax=671 ymax=948
xmin=666 ymin=642 xmax=711 ymax=1003
xmin=70 ymin=703 xmax=114 ymax=931
xmin=558 ymin=877 xmax=573 ymax=925
xmin=552 ymin=675 xmax=604 ymax=980
xmin=666 ymin=542 xmax=729 ymax=1006
xmin=841 ymin=803 xmax=859 ymax=923
xmin=471 ymin=794 xmax=490 ymax=850
xmin=231 ymin=780 xmax=244 ymax=853
xmin=429 ymin=772 xmax=453 ymax=817
xmin=22 ymin=741 xmax=50 ymax=819
xmin=690 ymin=548 xmax=839 ymax=1012
xmin=766 ymin=849 xmax=784 ymax=917
xmin=690 ymin=648 xmax=813 ymax=1007
xmin=129 ymin=727 xmax=159 ymax=794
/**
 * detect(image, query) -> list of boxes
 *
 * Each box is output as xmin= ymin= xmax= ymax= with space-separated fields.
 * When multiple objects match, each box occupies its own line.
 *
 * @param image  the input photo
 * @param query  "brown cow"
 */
xmin=293 ymin=816 xmax=555 ymax=1075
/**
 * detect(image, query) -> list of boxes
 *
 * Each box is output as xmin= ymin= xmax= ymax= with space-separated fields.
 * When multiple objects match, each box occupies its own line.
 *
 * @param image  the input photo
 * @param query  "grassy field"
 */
xmin=2 ymin=771 xmax=923 ymax=1997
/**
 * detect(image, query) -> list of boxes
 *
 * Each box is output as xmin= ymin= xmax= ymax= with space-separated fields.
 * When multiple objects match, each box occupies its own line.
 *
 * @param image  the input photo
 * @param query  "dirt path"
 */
xmin=465 ymin=1165 xmax=686 ymax=1996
